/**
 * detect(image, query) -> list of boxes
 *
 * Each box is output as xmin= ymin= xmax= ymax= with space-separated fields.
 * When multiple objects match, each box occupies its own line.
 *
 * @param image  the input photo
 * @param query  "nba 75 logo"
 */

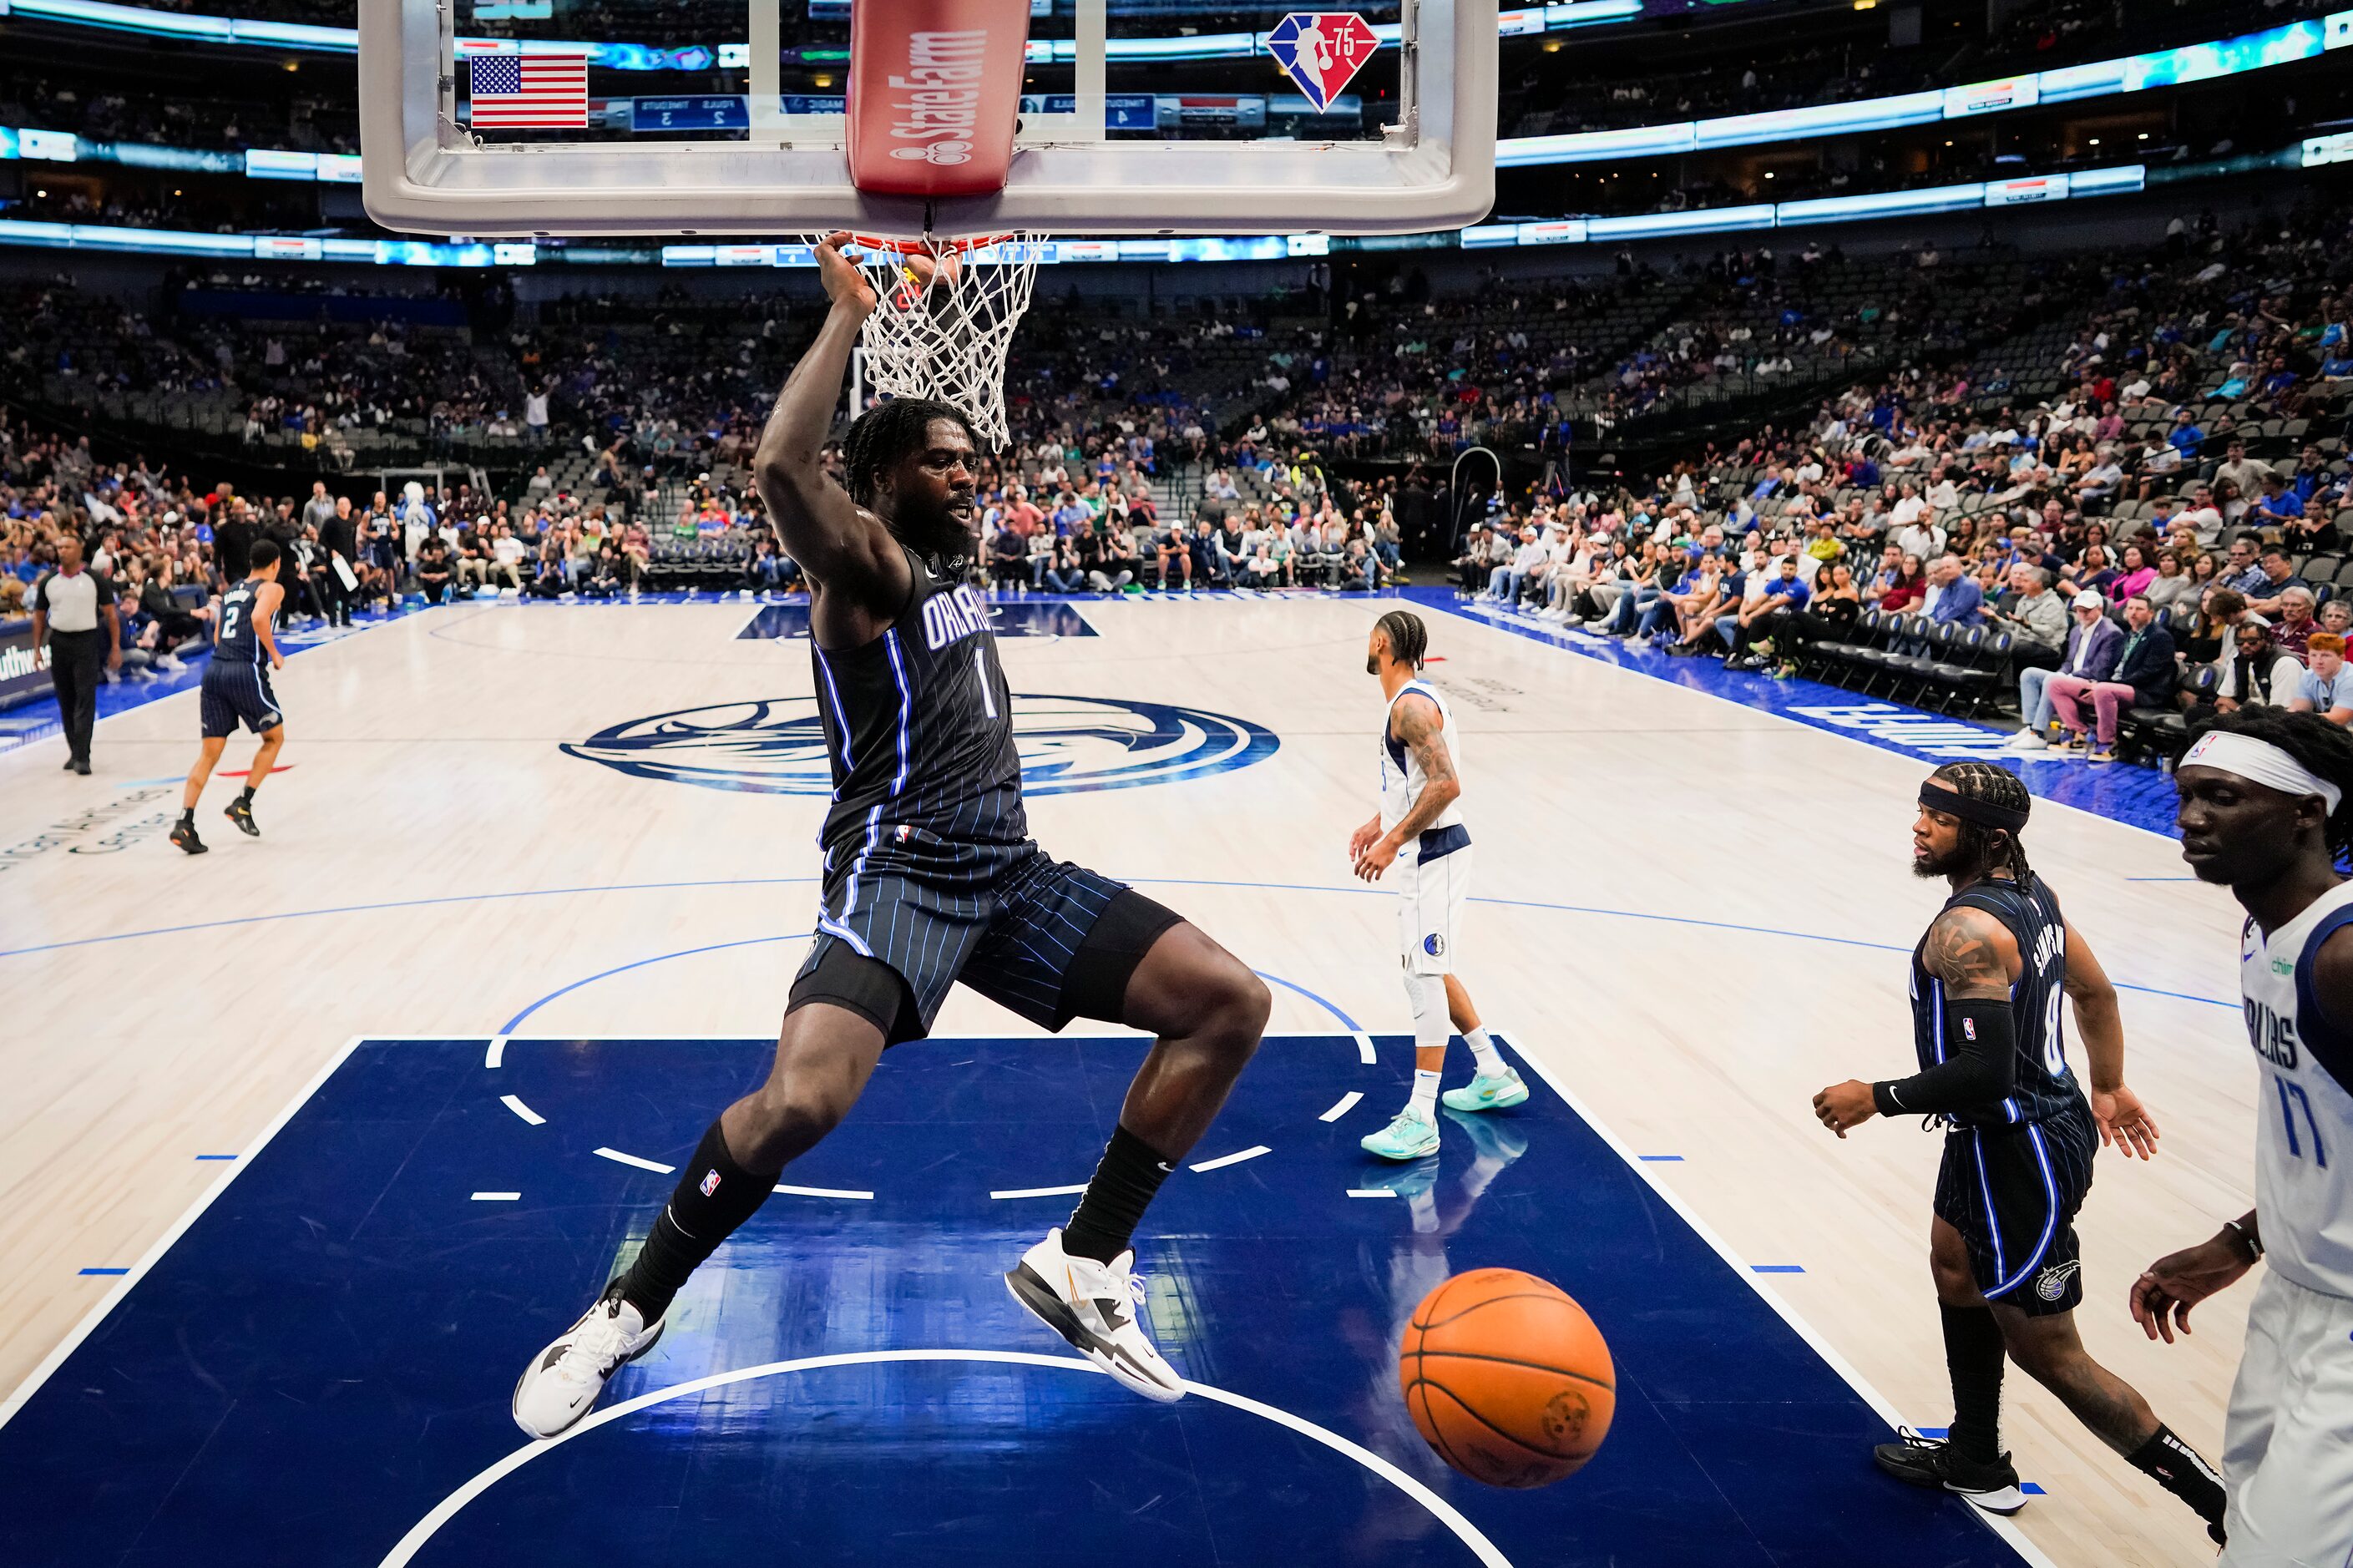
xmin=1267 ymin=13 xmax=1378 ymax=113
xmin=564 ymin=694 xmax=1278 ymax=797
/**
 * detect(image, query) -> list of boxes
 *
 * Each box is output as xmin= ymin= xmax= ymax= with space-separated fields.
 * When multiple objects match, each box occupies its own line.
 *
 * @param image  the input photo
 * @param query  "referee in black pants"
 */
xmin=29 ymin=532 xmax=121 ymax=775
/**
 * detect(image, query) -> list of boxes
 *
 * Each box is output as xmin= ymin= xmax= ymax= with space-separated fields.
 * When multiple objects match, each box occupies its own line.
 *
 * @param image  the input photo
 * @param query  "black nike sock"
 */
xmin=178 ymin=807 xmax=195 ymax=825
xmin=1062 ymin=1124 xmax=1175 ymax=1263
xmin=614 ymin=1120 xmax=777 ymax=1322
xmin=237 ymin=785 xmax=256 ymax=805
xmin=2127 ymin=1424 xmax=2228 ymax=1530
xmin=1941 ymin=1302 xmax=2007 ymax=1464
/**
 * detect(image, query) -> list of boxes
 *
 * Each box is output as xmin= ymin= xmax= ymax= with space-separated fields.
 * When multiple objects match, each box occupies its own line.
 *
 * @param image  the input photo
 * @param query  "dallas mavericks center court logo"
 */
xmin=564 ymin=695 xmax=1278 ymax=797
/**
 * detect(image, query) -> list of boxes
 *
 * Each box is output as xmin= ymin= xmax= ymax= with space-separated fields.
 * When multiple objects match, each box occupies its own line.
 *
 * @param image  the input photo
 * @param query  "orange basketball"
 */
xmin=1399 ymin=1267 xmax=1616 ymax=1489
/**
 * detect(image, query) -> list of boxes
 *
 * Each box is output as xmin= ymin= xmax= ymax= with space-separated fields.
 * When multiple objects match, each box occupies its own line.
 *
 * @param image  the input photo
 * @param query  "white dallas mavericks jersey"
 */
xmin=2241 ymin=878 xmax=2353 ymax=1298
xmin=1379 ymin=679 xmax=1464 ymax=837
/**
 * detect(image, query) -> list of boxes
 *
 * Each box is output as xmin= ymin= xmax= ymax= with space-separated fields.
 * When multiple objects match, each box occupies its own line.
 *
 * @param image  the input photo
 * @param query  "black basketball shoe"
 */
xmin=1873 ymin=1426 xmax=2027 ymax=1515
xmin=225 ymin=798 xmax=260 ymax=837
xmin=170 ymin=819 xmax=207 ymax=855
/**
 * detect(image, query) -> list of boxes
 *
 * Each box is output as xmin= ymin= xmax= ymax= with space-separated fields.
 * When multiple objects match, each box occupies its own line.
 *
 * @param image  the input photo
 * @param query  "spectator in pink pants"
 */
xmin=2047 ymin=594 xmax=2177 ymax=762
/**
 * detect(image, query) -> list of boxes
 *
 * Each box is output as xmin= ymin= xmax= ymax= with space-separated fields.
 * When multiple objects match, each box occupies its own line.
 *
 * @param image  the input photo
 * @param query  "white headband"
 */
xmin=2181 ymin=731 xmax=2343 ymax=813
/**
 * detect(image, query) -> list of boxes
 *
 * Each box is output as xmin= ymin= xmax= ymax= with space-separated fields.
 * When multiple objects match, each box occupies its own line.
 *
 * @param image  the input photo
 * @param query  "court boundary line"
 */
xmin=368 ymin=1348 xmax=1514 ymax=1568
xmin=1497 ymin=1030 xmax=2057 ymax=1568
xmin=0 ymin=1033 xmax=367 ymax=1432
xmin=1419 ymin=594 xmax=2185 ymax=850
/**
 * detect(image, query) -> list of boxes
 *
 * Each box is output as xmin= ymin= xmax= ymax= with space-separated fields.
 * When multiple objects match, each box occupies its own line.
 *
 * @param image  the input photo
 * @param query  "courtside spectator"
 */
xmin=2010 ymin=592 xmax=2120 ymax=751
xmin=2046 ymin=594 xmax=2175 ymax=762
xmin=2290 ymin=633 xmax=2353 ymax=724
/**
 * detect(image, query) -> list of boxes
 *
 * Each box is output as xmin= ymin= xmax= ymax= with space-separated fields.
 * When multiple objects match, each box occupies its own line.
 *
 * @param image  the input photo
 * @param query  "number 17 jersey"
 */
xmin=2240 ymin=878 xmax=2353 ymax=1299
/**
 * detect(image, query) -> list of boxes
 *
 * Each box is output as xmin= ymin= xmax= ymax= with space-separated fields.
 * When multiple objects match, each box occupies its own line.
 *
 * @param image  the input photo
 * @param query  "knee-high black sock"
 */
xmin=2127 ymin=1424 xmax=2228 ymax=1530
xmin=1942 ymin=1302 xmax=2007 ymax=1463
xmin=1062 ymin=1125 xmax=1175 ymax=1264
xmin=615 ymin=1120 xmax=777 ymax=1321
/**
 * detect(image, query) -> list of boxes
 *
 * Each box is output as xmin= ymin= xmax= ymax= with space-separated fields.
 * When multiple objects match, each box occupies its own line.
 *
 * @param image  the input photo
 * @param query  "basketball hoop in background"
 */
xmin=816 ymin=233 xmax=1045 ymax=451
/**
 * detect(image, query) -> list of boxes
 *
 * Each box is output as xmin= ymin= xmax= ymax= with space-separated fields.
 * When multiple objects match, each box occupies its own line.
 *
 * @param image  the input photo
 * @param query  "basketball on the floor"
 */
xmin=1399 ymin=1268 xmax=1616 ymax=1489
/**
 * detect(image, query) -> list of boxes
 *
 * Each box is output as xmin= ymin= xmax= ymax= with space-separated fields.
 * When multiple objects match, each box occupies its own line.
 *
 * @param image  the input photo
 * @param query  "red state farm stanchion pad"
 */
xmin=847 ymin=0 xmax=1032 ymax=200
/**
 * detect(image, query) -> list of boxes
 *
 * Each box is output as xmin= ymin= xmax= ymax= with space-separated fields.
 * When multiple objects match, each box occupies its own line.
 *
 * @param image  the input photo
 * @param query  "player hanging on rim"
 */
xmin=1811 ymin=763 xmax=2227 ymax=1539
xmin=1351 ymin=610 xmax=1526 ymax=1161
xmin=511 ymin=233 xmax=1271 ymax=1438
xmin=2134 ymin=710 xmax=2353 ymax=1565
xmin=170 ymin=539 xmax=287 ymax=856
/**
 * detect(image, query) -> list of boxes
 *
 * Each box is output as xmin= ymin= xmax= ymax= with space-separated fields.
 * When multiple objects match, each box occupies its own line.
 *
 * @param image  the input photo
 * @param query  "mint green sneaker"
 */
xmin=1359 ymin=1106 xmax=1440 ymax=1161
xmin=1440 ymin=1069 xmax=1529 ymax=1113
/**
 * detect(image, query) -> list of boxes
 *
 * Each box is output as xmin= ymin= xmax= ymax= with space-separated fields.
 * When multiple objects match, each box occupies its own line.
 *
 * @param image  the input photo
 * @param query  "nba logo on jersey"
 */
xmin=1961 ymin=1017 xmax=1977 ymax=1040
xmin=895 ymin=824 xmax=915 ymax=844
xmin=1267 ymin=13 xmax=1378 ymax=112
xmin=699 ymin=1168 xmax=721 ymax=1196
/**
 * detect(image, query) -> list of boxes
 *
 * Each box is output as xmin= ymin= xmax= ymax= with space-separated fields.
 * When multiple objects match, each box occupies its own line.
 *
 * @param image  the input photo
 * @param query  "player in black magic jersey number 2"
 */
xmin=170 ymin=539 xmax=288 ymax=855
xmin=1811 ymin=762 xmax=2227 ymax=1542
xmin=512 ymin=234 xmax=1272 ymax=1438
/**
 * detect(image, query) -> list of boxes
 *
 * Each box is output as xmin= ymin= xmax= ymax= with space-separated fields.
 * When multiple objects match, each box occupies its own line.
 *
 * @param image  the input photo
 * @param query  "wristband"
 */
xmin=2223 ymin=1218 xmax=2262 ymax=1262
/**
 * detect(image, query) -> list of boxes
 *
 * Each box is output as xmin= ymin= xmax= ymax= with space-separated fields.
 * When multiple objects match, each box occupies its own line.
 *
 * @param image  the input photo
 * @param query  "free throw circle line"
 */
xmin=371 ymin=1348 xmax=1510 ymax=1568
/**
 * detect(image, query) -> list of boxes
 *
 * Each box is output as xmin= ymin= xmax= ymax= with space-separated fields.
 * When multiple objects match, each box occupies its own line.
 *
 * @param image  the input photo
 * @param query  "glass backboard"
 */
xmin=358 ymin=0 xmax=1495 ymax=238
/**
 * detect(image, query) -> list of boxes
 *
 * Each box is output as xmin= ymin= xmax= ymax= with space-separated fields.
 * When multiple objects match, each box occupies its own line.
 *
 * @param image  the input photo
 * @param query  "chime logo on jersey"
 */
xmin=564 ymin=694 xmax=1278 ymax=797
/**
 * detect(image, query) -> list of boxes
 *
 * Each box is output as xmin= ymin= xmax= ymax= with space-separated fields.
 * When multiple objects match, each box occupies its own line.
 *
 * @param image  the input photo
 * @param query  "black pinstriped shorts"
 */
xmin=788 ymin=834 xmax=1182 ymax=1045
xmin=1933 ymin=1097 xmax=2097 ymax=1317
xmin=199 ymin=661 xmax=282 ymax=738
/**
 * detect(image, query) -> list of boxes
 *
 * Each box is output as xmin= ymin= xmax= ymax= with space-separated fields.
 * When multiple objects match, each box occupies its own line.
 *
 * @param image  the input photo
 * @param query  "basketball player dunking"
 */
xmin=1811 ymin=763 xmax=2227 ymax=1538
xmin=1351 ymin=610 xmax=1526 ymax=1161
xmin=2135 ymin=711 xmax=2353 ymax=1565
xmin=170 ymin=539 xmax=287 ymax=856
xmin=511 ymin=233 xmax=1271 ymax=1437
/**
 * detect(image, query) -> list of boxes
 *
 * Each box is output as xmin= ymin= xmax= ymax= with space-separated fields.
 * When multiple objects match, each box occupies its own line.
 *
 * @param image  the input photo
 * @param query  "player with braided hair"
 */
xmin=2133 ymin=709 xmax=2353 ymax=1565
xmin=511 ymin=233 xmax=1271 ymax=1438
xmin=1813 ymin=763 xmax=2225 ymax=1539
xmin=1352 ymin=610 xmax=1525 ymax=1160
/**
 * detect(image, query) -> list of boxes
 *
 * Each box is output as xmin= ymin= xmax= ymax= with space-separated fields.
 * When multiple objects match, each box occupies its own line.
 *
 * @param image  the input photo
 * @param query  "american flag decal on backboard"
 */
xmin=468 ymin=54 xmax=589 ymax=129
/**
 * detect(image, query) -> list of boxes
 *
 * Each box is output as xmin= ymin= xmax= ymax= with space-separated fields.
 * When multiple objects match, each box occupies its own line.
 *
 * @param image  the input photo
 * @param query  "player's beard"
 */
xmin=884 ymin=496 xmax=979 ymax=575
xmin=1366 ymin=654 xmax=1380 ymax=675
xmin=1911 ymin=842 xmax=1970 ymax=880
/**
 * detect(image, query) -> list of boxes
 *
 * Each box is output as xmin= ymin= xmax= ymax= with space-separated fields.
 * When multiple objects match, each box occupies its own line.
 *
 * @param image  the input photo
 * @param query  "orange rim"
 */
xmin=840 ymin=232 xmax=1019 ymax=257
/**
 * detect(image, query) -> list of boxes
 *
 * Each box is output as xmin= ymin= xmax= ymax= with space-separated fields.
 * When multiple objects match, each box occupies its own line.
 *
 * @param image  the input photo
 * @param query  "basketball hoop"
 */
xmin=816 ymin=232 xmax=1045 ymax=451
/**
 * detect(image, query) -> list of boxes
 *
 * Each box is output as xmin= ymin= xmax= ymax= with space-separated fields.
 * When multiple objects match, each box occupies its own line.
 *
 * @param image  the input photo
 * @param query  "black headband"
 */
xmin=1920 ymin=778 xmax=2028 ymax=832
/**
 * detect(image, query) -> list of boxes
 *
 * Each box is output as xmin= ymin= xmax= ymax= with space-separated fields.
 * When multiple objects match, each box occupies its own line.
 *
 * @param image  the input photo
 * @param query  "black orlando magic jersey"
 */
xmin=1909 ymin=874 xmax=2083 ymax=1129
xmin=215 ymin=581 xmax=266 ymax=666
xmin=812 ymin=549 xmax=1025 ymax=862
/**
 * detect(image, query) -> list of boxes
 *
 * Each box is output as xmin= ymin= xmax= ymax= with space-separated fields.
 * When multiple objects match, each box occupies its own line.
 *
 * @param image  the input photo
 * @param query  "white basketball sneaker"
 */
xmin=1004 ymin=1228 xmax=1187 ymax=1403
xmin=511 ymin=1282 xmax=666 ymax=1439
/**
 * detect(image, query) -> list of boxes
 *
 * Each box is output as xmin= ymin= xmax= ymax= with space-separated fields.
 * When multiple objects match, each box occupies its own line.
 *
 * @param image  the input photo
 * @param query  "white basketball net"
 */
xmin=817 ymin=233 xmax=1045 ymax=451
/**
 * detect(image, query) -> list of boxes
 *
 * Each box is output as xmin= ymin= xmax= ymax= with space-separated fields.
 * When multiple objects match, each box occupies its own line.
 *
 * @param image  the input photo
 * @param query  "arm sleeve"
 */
xmin=1872 ymin=998 xmax=2018 ymax=1116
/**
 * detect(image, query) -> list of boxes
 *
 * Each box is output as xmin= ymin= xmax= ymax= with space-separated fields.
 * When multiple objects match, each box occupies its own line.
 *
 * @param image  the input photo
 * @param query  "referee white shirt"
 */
xmin=32 ymin=564 xmax=106 ymax=633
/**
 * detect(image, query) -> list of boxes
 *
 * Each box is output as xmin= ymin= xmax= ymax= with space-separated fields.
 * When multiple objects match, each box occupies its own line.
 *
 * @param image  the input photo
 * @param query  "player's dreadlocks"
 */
xmin=2190 ymin=707 xmax=2353 ymax=861
xmin=1375 ymin=609 xmax=1429 ymax=670
xmin=1930 ymin=761 xmax=2035 ymax=887
xmin=841 ymin=397 xmax=979 ymax=511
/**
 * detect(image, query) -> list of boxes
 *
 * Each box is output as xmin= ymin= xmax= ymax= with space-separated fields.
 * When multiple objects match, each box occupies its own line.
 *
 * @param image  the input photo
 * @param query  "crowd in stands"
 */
xmin=10 ymin=191 xmax=2353 ymax=774
xmin=1450 ymin=202 xmax=2353 ymax=761
xmin=0 ymin=392 xmax=1411 ymax=691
